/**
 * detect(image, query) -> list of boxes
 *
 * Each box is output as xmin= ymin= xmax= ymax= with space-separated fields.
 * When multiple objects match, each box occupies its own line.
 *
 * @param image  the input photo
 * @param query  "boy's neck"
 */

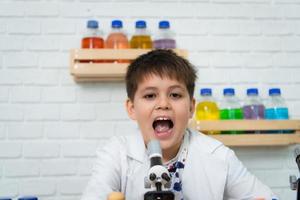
xmin=161 ymin=141 xmax=182 ymax=163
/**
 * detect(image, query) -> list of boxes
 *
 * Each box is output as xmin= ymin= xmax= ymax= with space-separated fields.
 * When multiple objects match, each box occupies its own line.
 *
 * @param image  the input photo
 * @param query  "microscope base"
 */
xmin=144 ymin=191 xmax=174 ymax=200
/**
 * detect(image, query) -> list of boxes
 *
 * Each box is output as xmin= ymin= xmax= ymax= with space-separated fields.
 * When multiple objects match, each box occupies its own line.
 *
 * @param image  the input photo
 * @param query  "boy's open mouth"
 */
xmin=152 ymin=117 xmax=174 ymax=135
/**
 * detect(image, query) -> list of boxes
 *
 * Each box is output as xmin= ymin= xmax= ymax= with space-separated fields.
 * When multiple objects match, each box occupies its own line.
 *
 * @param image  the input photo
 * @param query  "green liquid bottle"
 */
xmin=220 ymin=88 xmax=243 ymax=134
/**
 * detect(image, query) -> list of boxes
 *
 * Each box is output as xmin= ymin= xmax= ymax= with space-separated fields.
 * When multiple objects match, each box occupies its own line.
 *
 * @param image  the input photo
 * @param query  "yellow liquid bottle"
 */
xmin=195 ymin=88 xmax=220 ymax=134
xmin=130 ymin=20 xmax=152 ymax=49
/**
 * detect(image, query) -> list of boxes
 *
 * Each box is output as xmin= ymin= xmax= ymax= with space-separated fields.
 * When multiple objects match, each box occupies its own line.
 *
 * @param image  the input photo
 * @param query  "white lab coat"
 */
xmin=81 ymin=128 xmax=276 ymax=200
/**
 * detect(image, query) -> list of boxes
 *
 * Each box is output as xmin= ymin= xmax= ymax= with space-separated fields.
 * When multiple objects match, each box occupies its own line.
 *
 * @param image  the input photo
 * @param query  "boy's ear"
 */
xmin=189 ymin=98 xmax=196 ymax=118
xmin=126 ymin=98 xmax=137 ymax=120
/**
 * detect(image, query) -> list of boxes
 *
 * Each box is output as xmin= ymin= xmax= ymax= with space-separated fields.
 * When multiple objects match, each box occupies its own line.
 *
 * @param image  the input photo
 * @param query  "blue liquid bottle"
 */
xmin=18 ymin=197 xmax=38 ymax=200
xmin=265 ymin=88 xmax=291 ymax=133
xmin=265 ymin=88 xmax=289 ymax=119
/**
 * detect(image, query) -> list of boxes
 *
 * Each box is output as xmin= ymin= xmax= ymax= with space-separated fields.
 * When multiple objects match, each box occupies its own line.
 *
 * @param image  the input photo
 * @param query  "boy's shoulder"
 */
xmin=187 ymin=128 xmax=231 ymax=159
xmin=103 ymin=132 xmax=146 ymax=163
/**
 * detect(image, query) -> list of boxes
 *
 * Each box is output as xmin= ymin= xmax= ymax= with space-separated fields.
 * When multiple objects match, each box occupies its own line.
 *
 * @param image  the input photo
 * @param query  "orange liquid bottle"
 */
xmin=105 ymin=20 xmax=129 ymax=63
xmin=81 ymin=20 xmax=104 ymax=63
xmin=130 ymin=20 xmax=153 ymax=49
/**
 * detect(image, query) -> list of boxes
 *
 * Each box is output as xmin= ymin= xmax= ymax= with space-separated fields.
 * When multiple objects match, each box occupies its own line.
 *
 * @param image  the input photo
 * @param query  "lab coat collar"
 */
xmin=186 ymin=128 xmax=223 ymax=154
xmin=125 ymin=128 xmax=223 ymax=164
xmin=126 ymin=128 xmax=147 ymax=163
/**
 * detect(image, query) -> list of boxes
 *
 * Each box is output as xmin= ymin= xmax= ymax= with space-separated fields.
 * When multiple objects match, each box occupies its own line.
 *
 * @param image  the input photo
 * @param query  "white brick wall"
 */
xmin=7 ymin=122 xmax=44 ymax=139
xmin=0 ymin=0 xmax=300 ymax=199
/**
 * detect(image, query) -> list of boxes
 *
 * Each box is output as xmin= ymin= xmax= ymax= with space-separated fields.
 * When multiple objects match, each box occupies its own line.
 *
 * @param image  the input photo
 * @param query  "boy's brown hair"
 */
xmin=125 ymin=49 xmax=197 ymax=101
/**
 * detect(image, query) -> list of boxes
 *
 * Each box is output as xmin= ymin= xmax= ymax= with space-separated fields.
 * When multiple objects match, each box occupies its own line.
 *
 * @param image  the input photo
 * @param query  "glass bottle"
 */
xmin=265 ymin=88 xmax=291 ymax=133
xmin=195 ymin=88 xmax=220 ymax=134
xmin=130 ymin=20 xmax=152 ymax=49
xmin=220 ymin=88 xmax=243 ymax=134
xmin=105 ymin=20 xmax=129 ymax=63
xmin=243 ymin=88 xmax=265 ymax=134
xmin=153 ymin=20 xmax=176 ymax=49
xmin=81 ymin=20 xmax=104 ymax=49
xmin=81 ymin=20 xmax=104 ymax=63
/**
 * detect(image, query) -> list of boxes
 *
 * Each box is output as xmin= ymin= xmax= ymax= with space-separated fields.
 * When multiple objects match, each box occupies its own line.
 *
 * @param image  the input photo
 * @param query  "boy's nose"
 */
xmin=155 ymin=105 xmax=170 ymax=110
xmin=155 ymin=97 xmax=170 ymax=110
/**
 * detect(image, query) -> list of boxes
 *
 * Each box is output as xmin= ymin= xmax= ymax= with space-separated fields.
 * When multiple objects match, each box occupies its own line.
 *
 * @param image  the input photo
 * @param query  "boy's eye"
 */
xmin=144 ymin=94 xmax=156 ymax=99
xmin=170 ymin=93 xmax=182 ymax=99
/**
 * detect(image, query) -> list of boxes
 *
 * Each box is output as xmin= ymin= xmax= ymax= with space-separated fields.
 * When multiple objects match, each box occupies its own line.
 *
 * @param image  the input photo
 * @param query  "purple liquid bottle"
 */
xmin=153 ymin=21 xmax=176 ymax=49
xmin=243 ymin=88 xmax=265 ymax=119
xmin=243 ymin=88 xmax=265 ymax=134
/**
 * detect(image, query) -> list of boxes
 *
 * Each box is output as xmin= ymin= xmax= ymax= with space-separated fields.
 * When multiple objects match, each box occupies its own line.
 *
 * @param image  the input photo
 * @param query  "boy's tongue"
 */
xmin=154 ymin=121 xmax=171 ymax=133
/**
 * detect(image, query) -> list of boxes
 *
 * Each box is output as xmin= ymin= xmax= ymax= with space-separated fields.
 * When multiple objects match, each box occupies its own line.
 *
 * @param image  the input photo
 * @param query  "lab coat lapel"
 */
xmin=126 ymin=129 xmax=147 ymax=163
xmin=124 ymin=130 xmax=149 ymax=199
xmin=182 ymin=130 xmax=227 ymax=200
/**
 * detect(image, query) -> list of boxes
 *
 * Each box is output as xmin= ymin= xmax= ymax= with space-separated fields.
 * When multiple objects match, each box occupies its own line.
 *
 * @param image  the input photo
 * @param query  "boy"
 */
xmin=81 ymin=49 xmax=276 ymax=200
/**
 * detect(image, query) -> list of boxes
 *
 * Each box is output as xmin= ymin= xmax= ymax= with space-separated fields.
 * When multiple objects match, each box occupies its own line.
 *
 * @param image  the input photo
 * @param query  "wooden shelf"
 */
xmin=189 ymin=120 xmax=300 ymax=147
xmin=69 ymin=49 xmax=188 ymax=82
xmin=210 ymin=134 xmax=300 ymax=147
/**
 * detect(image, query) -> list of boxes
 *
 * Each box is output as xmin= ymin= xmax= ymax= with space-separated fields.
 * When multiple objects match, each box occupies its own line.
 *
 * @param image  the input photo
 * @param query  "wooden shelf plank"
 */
xmin=189 ymin=120 xmax=300 ymax=131
xmin=210 ymin=134 xmax=300 ymax=147
xmin=71 ymin=63 xmax=128 ymax=78
xmin=73 ymin=76 xmax=124 ymax=82
xmin=69 ymin=49 xmax=188 ymax=82
xmin=188 ymin=120 xmax=300 ymax=146
xmin=71 ymin=49 xmax=188 ymax=60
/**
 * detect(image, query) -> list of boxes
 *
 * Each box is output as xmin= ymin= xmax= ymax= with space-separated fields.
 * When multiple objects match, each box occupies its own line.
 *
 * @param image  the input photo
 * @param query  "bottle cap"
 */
xmin=269 ymin=88 xmax=281 ymax=95
xmin=247 ymin=88 xmax=258 ymax=95
xmin=159 ymin=20 xmax=170 ymax=29
xmin=223 ymin=88 xmax=235 ymax=96
xmin=200 ymin=88 xmax=212 ymax=96
xmin=18 ymin=197 xmax=38 ymax=200
xmin=87 ymin=20 xmax=99 ymax=29
xmin=112 ymin=20 xmax=123 ymax=28
xmin=136 ymin=20 xmax=146 ymax=28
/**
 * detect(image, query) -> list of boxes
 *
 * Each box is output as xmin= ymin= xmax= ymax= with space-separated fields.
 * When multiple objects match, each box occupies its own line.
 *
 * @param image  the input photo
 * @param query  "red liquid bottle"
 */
xmin=105 ymin=20 xmax=129 ymax=63
xmin=81 ymin=20 xmax=104 ymax=63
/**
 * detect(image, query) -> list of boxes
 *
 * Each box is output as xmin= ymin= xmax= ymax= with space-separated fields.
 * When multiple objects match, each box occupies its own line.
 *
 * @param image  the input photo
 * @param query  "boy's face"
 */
xmin=126 ymin=74 xmax=195 ymax=155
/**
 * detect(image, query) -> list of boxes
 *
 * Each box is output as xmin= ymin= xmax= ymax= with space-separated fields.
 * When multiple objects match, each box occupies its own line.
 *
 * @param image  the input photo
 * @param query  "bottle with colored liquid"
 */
xmin=154 ymin=20 xmax=176 ymax=49
xmin=18 ymin=197 xmax=38 ymax=200
xmin=82 ymin=20 xmax=104 ymax=49
xmin=81 ymin=20 xmax=104 ymax=63
xmin=243 ymin=88 xmax=265 ymax=119
xmin=130 ymin=20 xmax=153 ymax=49
xmin=265 ymin=88 xmax=291 ymax=133
xmin=220 ymin=88 xmax=243 ymax=134
xmin=243 ymin=88 xmax=265 ymax=133
xmin=105 ymin=20 xmax=129 ymax=63
xmin=195 ymin=88 xmax=220 ymax=134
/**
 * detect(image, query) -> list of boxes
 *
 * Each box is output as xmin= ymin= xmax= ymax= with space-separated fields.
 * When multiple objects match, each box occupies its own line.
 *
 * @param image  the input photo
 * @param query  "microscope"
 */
xmin=144 ymin=140 xmax=175 ymax=200
xmin=290 ymin=148 xmax=300 ymax=200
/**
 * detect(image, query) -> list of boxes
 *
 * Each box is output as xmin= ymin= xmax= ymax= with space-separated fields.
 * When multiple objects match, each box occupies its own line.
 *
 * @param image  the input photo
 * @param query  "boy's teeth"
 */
xmin=157 ymin=117 xmax=169 ymax=120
